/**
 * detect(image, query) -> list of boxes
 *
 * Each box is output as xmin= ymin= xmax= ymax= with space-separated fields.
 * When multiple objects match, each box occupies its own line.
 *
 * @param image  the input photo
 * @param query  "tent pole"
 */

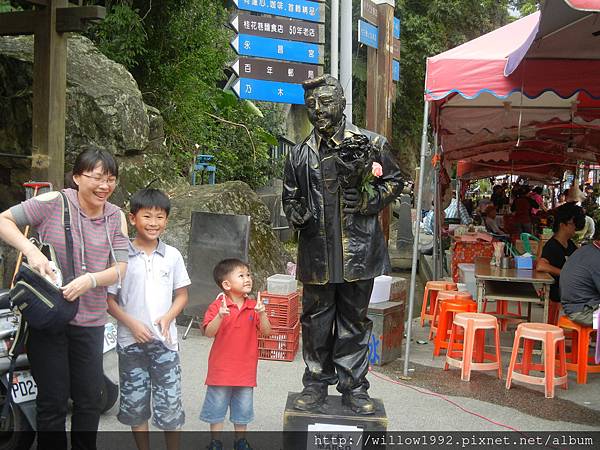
xmin=432 ymin=131 xmax=439 ymax=280
xmin=404 ymin=99 xmax=430 ymax=377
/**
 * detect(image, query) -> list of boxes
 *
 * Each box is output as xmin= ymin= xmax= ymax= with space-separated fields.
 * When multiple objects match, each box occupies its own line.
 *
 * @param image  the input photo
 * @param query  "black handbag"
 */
xmin=9 ymin=192 xmax=79 ymax=331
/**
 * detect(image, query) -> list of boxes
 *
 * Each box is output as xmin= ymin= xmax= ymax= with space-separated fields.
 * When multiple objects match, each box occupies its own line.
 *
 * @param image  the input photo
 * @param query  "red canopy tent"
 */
xmin=425 ymin=1 xmax=600 ymax=174
xmin=404 ymin=0 xmax=600 ymax=376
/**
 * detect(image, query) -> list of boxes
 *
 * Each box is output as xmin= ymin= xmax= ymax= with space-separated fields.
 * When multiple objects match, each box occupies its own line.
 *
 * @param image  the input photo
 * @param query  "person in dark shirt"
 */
xmin=511 ymin=186 xmax=538 ymax=234
xmin=537 ymin=203 xmax=585 ymax=324
xmin=559 ymin=243 xmax=600 ymax=326
xmin=490 ymin=184 xmax=508 ymax=212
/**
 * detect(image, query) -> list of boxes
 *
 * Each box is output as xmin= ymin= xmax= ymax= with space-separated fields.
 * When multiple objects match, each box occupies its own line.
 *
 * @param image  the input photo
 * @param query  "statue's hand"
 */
xmin=288 ymin=200 xmax=313 ymax=227
xmin=343 ymin=188 xmax=361 ymax=214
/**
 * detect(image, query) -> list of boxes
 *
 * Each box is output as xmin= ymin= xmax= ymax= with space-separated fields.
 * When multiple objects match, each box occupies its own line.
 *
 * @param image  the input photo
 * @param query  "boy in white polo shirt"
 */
xmin=108 ymin=188 xmax=190 ymax=450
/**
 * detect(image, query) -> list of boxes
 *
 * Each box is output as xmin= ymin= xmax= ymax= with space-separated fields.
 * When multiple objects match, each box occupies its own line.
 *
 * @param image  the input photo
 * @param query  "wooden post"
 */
xmin=366 ymin=46 xmax=377 ymax=131
xmin=0 ymin=1 xmax=105 ymax=189
xmin=375 ymin=4 xmax=394 ymax=140
xmin=365 ymin=2 xmax=395 ymax=242
xmin=31 ymin=0 xmax=68 ymax=188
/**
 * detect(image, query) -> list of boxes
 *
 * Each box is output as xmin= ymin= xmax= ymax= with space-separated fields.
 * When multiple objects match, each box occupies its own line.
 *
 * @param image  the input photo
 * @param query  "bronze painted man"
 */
xmin=282 ymin=75 xmax=403 ymax=414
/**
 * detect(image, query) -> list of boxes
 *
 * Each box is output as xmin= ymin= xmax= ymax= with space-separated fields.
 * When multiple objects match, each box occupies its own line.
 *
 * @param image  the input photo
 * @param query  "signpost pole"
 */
xmin=340 ymin=0 xmax=352 ymax=121
xmin=331 ymin=0 xmax=339 ymax=78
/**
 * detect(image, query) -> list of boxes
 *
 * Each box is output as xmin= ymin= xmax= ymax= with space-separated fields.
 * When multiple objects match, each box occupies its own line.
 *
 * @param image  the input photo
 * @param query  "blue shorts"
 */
xmin=117 ymin=341 xmax=185 ymax=430
xmin=199 ymin=386 xmax=254 ymax=425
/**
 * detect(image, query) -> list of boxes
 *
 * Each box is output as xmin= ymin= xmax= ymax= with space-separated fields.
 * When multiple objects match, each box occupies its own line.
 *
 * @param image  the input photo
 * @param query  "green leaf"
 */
xmin=215 ymin=90 xmax=238 ymax=110
xmin=255 ymin=128 xmax=278 ymax=146
xmin=241 ymin=100 xmax=264 ymax=118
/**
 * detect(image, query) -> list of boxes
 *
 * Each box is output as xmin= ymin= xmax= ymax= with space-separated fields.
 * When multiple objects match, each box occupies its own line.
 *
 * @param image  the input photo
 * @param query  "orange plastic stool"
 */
xmin=429 ymin=291 xmax=473 ymax=341
xmin=420 ymin=281 xmax=457 ymax=327
xmin=433 ymin=298 xmax=477 ymax=357
xmin=558 ymin=316 xmax=600 ymax=384
xmin=444 ymin=312 xmax=502 ymax=381
xmin=506 ymin=323 xmax=568 ymax=398
xmin=482 ymin=299 xmax=531 ymax=331
xmin=547 ymin=302 xmax=561 ymax=326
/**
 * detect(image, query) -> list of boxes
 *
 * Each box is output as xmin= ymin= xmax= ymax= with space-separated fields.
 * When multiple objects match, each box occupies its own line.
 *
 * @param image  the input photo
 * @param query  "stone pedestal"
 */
xmin=283 ymin=392 xmax=387 ymax=449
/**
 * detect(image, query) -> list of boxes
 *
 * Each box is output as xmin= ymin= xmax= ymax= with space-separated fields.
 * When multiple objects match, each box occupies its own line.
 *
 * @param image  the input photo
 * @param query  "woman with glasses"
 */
xmin=0 ymin=145 xmax=129 ymax=450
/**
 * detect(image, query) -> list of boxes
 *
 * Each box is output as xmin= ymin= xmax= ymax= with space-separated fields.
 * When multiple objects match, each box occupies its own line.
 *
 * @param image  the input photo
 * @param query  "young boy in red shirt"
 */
xmin=200 ymin=259 xmax=271 ymax=450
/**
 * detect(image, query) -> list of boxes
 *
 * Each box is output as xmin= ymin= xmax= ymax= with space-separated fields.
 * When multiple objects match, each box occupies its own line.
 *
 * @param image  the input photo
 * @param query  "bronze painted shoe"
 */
xmin=293 ymin=386 xmax=327 ymax=411
xmin=341 ymin=391 xmax=376 ymax=415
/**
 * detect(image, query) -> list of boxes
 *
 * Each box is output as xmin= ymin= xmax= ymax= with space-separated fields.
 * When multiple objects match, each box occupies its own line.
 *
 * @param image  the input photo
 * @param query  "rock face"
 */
xmin=0 ymin=34 xmax=152 ymax=159
xmin=0 ymin=34 xmax=163 ymax=210
xmin=162 ymin=181 xmax=289 ymax=292
xmin=0 ymin=35 xmax=290 ymax=290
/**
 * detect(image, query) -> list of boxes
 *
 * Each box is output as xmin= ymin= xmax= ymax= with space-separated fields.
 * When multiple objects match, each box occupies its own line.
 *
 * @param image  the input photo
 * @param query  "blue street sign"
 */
xmin=358 ymin=19 xmax=378 ymax=49
xmin=231 ymin=34 xmax=323 ymax=64
xmin=393 ymin=17 xmax=401 ymax=39
xmin=392 ymin=59 xmax=400 ymax=82
xmin=233 ymin=77 xmax=305 ymax=104
xmin=233 ymin=0 xmax=324 ymax=23
xmin=231 ymin=12 xmax=324 ymax=43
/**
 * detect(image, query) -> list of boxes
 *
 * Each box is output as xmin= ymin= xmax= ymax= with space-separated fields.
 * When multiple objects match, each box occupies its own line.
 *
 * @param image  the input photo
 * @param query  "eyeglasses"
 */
xmin=80 ymin=173 xmax=118 ymax=186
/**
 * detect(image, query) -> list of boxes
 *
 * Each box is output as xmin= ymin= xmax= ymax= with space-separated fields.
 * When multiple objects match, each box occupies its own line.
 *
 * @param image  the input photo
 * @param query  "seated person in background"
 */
xmin=477 ymin=197 xmax=492 ymax=215
xmin=422 ymin=209 xmax=445 ymax=236
xmin=565 ymin=185 xmax=586 ymax=205
xmin=482 ymin=204 xmax=507 ymax=237
xmin=463 ymin=196 xmax=474 ymax=216
xmin=537 ymin=203 xmax=584 ymax=324
xmin=511 ymin=186 xmax=538 ymax=234
xmin=444 ymin=197 xmax=472 ymax=225
xmin=529 ymin=186 xmax=547 ymax=214
xmin=491 ymin=184 xmax=508 ymax=212
xmin=556 ymin=189 xmax=569 ymax=207
xmin=422 ymin=209 xmax=435 ymax=235
xmin=574 ymin=209 xmax=596 ymax=244
xmin=559 ymin=241 xmax=600 ymax=327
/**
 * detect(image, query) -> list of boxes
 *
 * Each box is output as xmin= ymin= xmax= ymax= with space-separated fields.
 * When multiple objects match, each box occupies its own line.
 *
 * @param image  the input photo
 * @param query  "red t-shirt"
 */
xmin=202 ymin=292 xmax=260 ymax=387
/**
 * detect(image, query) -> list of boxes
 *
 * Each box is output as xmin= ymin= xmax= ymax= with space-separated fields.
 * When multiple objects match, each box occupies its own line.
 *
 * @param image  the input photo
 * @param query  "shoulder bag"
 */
xmin=9 ymin=192 xmax=79 ymax=331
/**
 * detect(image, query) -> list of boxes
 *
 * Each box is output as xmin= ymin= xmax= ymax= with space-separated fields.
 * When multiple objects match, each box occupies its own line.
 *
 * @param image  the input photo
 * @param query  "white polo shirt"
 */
xmin=109 ymin=240 xmax=191 ymax=351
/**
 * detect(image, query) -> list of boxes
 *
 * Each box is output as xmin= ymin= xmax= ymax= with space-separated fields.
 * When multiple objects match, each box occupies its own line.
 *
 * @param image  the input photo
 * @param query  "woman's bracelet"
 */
xmin=86 ymin=272 xmax=97 ymax=289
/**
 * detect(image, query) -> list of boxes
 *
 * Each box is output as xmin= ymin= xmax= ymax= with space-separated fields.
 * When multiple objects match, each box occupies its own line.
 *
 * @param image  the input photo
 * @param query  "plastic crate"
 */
xmin=267 ymin=274 xmax=297 ymax=295
xmin=261 ymin=291 xmax=300 ymax=327
xmin=258 ymin=321 xmax=300 ymax=362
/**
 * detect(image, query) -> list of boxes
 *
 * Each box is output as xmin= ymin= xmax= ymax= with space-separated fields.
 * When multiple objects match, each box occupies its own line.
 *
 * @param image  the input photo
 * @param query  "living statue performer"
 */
xmin=282 ymin=75 xmax=403 ymax=414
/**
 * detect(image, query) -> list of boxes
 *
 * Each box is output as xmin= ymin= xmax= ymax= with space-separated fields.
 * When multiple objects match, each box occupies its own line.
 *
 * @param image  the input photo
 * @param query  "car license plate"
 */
xmin=103 ymin=322 xmax=117 ymax=353
xmin=9 ymin=370 xmax=37 ymax=404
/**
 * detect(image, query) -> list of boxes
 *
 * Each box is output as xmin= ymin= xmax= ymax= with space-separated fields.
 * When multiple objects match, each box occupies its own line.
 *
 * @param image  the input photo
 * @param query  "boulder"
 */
xmin=0 ymin=34 xmax=153 ymax=160
xmin=0 ymin=34 xmax=166 ymax=209
xmin=162 ymin=181 xmax=290 ymax=292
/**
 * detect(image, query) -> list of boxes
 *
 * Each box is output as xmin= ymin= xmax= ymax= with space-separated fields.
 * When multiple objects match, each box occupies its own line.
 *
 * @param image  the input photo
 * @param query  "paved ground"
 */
xmin=98 ymin=319 xmax=600 ymax=433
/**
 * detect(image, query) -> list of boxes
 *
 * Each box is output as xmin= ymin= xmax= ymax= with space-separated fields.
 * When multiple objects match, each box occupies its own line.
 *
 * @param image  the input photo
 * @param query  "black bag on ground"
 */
xmin=8 ymin=192 xmax=79 ymax=331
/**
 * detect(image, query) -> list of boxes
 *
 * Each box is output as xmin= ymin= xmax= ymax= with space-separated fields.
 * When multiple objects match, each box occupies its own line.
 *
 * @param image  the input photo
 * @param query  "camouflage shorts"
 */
xmin=117 ymin=341 xmax=185 ymax=430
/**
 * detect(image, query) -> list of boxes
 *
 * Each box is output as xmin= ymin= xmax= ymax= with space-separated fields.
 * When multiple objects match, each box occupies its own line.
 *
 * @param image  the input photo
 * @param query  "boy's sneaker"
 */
xmin=207 ymin=439 xmax=223 ymax=450
xmin=233 ymin=438 xmax=253 ymax=450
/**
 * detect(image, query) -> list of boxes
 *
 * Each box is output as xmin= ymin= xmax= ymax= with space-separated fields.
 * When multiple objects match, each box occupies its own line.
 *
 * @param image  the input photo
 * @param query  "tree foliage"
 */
xmin=86 ymin=3 xmax=147 ymax=69
xmin=2 ymin=0 xmax=542 ymax=185
xmin=85 ymin=0 xmax=282 ymax=188
xmin=351 ymin=0 xmax=513 ymax=175
xmin=510 ymin=0 xmax=542 ymax=17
